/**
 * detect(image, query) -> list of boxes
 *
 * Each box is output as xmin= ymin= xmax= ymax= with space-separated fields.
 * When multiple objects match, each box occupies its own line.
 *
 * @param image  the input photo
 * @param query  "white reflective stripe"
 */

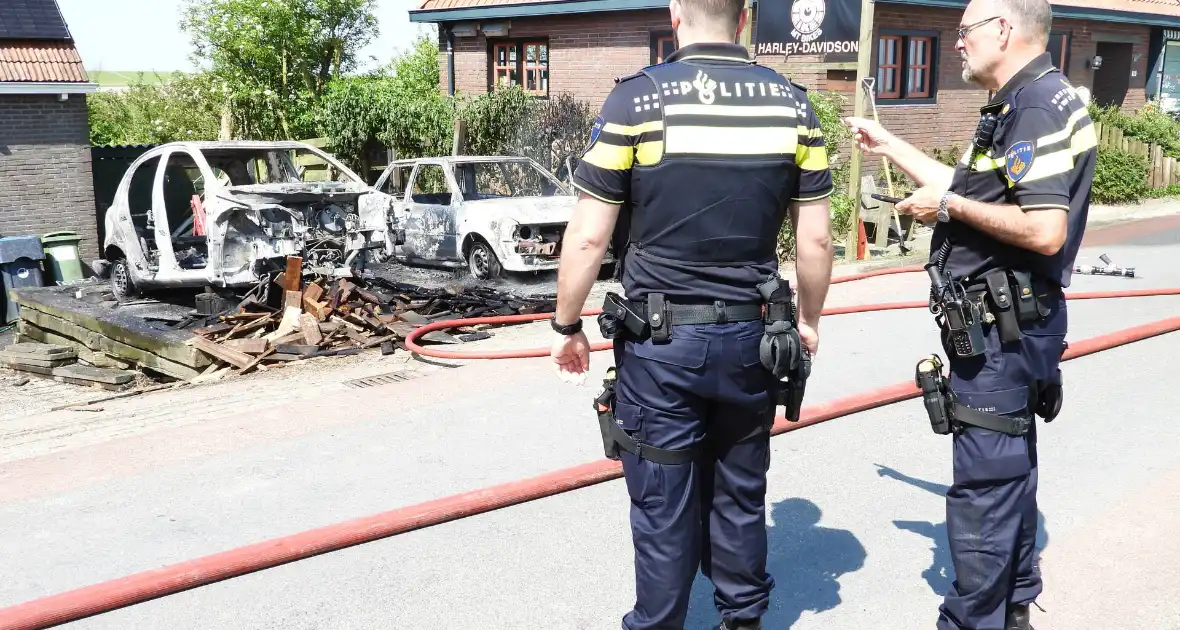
xmin=664 ymin=125 xmax=797 ymax=155
xmin=1036 ymin=107 xmax=1088 ymax=148
xmin=664 ymin=104 xmax=798 ymax=117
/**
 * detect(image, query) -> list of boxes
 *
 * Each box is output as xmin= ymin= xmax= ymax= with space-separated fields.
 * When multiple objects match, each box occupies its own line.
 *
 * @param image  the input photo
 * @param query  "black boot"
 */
xmin=719 ymin=619 xmax=761 ymax=630
xmin=1005 ymin=603 xmax=1034 ymax=630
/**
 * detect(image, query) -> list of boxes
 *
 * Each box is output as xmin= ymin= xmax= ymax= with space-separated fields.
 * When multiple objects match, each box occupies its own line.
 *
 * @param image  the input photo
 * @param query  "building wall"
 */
xmin=432 ymin=6 xmax=1152 ymax=152
xmin=438 ymin=10 xmax=672 ymax=103
xmin=0 ymin=94 xmax=99 ymax=264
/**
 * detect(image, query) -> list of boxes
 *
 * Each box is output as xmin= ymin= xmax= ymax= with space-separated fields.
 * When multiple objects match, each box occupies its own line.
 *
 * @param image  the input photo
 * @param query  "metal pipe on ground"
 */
xmin=2 ymin=267 xmax=1179 ymax=630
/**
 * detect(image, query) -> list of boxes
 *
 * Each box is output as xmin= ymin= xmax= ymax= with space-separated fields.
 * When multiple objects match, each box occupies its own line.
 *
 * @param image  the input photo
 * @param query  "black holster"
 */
xmin=914 ymin=354 xmax=1032 ymax=436
xmin=592 ymin=367 xmax=700 ymax=465
xmin=756 ymin=274 xmax=811 ymax=422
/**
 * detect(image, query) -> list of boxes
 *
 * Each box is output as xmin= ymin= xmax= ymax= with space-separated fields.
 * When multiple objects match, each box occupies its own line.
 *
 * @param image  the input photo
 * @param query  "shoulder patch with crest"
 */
xmin=1005 ymin=140 xmax=1034 ymax=183
xmin=583 ymin=115 xmax=604 ymax=156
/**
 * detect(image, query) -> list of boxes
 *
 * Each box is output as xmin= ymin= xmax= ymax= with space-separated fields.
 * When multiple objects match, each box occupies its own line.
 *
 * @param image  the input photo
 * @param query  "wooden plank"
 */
xmin=190 ymin=336 xmax=254 ymax=369
xmin=194 ymin=322 xmax=235 ymax=337
xmin=284 ymin=290 xmax=303 ymax=311
xmin=300 ymin=313 xmax=323 ymax=345
xmin=303 ymin=297 xmax=331 ymax=322
xmin=274 ymin=344 xmax=319 ymax=356
xmin=1165 ymin=156 xmax=1173 ymax=188
xmin=17 ymin=310 xmax=203 ymax=380
xmin=281 ymin=256 xmax=303 ymax=292
xmin=10 ymin=291 xmax=209 ymax=368
xmin=304 ymin=282 xmax=324 ymax=304
xmin=264 ymin=306 xmax=303 ymax=341
xmin=222 ymin=338 xmax=270 ymax=354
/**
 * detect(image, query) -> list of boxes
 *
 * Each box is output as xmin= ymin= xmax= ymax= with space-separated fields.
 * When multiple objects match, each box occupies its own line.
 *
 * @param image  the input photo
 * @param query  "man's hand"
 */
xmin=844 ymin=116 xmax=897 ymax=156
xmin=551 ymin=330 xmax=591 ymax=383
xmin=895 ymin=185 xmax=947 ymax=224
xmin=797 ymin=321 xmax=819 ymax=357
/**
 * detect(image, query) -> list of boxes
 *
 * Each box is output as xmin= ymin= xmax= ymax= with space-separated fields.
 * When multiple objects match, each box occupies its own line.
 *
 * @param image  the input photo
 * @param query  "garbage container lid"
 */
xmin=0 ymin=235 xmax=46 ymax=263
xmin=41 ymin=231 xmax=81 ymax=245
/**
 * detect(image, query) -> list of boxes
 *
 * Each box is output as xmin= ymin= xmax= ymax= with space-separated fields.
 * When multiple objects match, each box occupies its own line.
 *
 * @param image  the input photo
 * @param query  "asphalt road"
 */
xmin=1 ymin=220 xmax=1179 ymax=629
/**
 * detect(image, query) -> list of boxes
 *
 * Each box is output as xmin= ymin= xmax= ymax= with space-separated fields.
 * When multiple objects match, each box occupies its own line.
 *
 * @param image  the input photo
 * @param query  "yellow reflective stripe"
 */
xmin=1071 ymin=122 xmax=1098 ymax=154
xmin=582 ymin=141 xmax=633 ymax=170
xmin=664 ymin=104 xmax=798 ymax=118
xmin=1037 ymin=107 xmax=1088 ymax=148
xmin=664 ymin=126 xmax=798 ymax=155
xmin=796 ymin=126 xmax=823 ymax=138
xmin=1015 ymin=148 xmax=1072 ymax=184
xmin=964 ymin=153 xmax=1003 ymax=172
xmin=603 ymin=120 xmax=663 ymax=136
xmin=635 ymin=141 xmax=663 ymax=165
xmin=797 ymin=144 xmax=828 ymax=171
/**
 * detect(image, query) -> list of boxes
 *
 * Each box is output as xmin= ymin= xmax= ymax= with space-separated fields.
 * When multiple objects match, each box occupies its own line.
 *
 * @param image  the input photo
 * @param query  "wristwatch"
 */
xmin=551 ymin=316 xmax=583 ymax=335
xmin=937 ymin=191 xmax=956 ymax=223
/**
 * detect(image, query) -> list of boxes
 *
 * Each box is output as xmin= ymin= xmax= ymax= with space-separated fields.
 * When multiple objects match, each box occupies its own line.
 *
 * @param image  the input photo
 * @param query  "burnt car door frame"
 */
xmin=399 ymin=160 xmax=462 ymax=264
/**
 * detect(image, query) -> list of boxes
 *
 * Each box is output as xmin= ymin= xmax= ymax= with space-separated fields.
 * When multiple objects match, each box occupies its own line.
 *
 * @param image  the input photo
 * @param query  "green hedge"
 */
xmin=1092 ymin=147 xmax=1149 ymax=204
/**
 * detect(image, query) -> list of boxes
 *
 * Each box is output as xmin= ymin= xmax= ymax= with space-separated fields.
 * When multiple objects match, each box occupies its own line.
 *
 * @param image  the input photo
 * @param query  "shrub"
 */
xmin=778 ymin=89 xmax=852 ymax=261
xmin=1092 ymin=147 xmax=1149 ymax=204
xmin=1089 ymin=101 xmax=1180 ymax=158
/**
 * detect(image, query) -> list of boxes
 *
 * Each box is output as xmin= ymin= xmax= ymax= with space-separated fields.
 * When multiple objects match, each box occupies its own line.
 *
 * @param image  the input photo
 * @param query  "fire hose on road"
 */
xmin=2 ymin=265 xmax=1180 ymax=630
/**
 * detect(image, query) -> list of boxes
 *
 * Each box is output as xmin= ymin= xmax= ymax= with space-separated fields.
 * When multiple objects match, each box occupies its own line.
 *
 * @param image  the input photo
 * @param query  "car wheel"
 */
xmin=110 ymin=258 xmax=139 ymax=301
xmin=467 ymin=241 xmax=502 ymax=280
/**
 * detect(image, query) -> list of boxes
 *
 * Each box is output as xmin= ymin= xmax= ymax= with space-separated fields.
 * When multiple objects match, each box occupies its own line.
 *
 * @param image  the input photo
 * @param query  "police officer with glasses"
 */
xmin=845 ymin=0 xmax=1097 ymax=627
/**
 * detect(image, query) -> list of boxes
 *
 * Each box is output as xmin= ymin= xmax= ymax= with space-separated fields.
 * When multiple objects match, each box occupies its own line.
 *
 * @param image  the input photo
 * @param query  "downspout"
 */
xmin=446 ymin=25 xmax=456 ymax=96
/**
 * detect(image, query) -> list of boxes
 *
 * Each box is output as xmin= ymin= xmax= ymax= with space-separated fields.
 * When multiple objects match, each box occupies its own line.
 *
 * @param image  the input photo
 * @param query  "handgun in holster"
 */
xmin=756 ymin=274 xmax=811 ymax=422
xmin=593 ymin=368 xmax=622 ymax=460
xmin=598 ymin=292 xmax=648 ymax=341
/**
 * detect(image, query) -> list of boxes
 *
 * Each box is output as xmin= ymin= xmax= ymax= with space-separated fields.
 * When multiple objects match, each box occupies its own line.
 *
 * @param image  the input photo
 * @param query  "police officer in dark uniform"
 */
xmin=548 ymin=0 xmax=836 ymax=627
xmin=845 ymin=0 xmax=1097 ymax=627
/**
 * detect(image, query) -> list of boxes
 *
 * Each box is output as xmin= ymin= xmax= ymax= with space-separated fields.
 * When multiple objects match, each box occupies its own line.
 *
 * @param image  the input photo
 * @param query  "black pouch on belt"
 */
xmin=1009 ymin=270 xmax=1043 ymax=321
xmin=593 ymin=370 xmax=622 ymax=460
xmin=984 ymin=271 xmax=1022 ymax=344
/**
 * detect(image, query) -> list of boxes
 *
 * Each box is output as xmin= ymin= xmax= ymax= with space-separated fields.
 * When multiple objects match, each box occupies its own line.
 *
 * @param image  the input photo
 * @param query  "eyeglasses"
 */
xmin=957 ymin=16 xmax=1001 ymax=40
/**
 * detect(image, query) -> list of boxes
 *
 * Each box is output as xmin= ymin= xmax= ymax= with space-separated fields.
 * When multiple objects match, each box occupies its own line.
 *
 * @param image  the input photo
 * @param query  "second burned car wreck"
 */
xmin=368 ymin=156 xmax=615 ymax=280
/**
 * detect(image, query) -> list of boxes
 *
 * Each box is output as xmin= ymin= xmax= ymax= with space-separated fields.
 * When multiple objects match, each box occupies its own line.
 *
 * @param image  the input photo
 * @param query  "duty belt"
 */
xmin=599 ymin=292 xmax=763 ymax=343
xmin=962 ymin=269 xmax=1058 ymax=345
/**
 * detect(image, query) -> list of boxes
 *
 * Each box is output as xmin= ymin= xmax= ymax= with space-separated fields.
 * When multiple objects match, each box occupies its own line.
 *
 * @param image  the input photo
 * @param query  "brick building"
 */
xmin=0 ymin=0 xmax=99 ymax=262
xmin=409 ymin=0 xmax=1180 ymax=152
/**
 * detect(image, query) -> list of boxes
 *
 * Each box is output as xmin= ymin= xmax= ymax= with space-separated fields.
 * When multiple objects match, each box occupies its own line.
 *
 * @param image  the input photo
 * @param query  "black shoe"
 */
xmin=1005 ymin=603 xmax=1034 ymax=630
xmin=719 ymin=620 xmax=761 ymax=630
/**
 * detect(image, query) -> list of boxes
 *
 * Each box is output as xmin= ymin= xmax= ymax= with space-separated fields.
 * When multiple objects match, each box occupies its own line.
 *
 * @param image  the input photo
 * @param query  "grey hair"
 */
xmin=679 ymin=0 xmax=746 ymax=32
xmin=995 ymin=0 xmax=1052 ymax=45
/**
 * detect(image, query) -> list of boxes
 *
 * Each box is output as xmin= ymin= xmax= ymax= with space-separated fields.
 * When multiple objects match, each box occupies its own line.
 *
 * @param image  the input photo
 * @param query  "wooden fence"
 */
xmin=1093 ymin=121 xmax=1180 ymax=189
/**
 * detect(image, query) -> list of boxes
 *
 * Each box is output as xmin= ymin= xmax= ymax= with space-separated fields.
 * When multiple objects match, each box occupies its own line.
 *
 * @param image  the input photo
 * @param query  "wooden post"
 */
xmin=844 ymin=0 xmax=876 ymax=261
xmin=1165 ymin=155 xmax=1173 ymax=187
xmin=451 ymin=119 xmax=467 ymax=156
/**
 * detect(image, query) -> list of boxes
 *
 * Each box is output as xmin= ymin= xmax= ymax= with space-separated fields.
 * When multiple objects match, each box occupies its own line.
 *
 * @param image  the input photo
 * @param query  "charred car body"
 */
xmin=369 ymin=156 xmax=614 ymax=279
xmin=101 ymin=141 xmax=386 ymax=299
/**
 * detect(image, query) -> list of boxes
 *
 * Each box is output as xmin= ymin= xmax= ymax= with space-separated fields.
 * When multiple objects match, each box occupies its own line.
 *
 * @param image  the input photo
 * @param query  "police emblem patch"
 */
xmin=584 ymin=116 xmax=604 ymax=155
xmin=1005 ymin=140 xmax=1034 ymax=183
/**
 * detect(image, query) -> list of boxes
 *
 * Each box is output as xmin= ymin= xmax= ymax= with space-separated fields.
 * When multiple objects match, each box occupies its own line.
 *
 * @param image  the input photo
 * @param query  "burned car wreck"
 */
xmin=368 ymin=156 xmax=614 ymax=279
xmin=100 ymin=141 xmax=387 ymax=300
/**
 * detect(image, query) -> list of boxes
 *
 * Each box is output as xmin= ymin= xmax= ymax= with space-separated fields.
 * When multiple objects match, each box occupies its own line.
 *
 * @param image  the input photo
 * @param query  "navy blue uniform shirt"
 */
xmin=571 ymin=42 xmax=833 ymax=303
xmin=934 ymin=52 xmax=1098 ymax=288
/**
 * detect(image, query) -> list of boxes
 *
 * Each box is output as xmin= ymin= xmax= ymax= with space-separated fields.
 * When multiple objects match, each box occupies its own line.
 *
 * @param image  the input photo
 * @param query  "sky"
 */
xmin=57 ymin=0 xmax=435 ymax=73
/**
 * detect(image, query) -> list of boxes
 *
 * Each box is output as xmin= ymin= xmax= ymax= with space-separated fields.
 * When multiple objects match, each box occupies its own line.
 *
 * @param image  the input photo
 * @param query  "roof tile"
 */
xmin=0 ymin=39 xmax=87 ymax=82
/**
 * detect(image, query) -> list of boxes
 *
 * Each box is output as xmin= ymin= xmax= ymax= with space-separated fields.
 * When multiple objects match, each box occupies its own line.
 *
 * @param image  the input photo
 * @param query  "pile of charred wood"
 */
xmin=187 ymin=256 xmax=556 ymax=377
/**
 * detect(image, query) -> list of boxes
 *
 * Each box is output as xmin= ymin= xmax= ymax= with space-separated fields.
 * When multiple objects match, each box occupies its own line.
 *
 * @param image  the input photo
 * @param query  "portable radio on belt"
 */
xmin=926 ymin=263 xmax=986 ymax=358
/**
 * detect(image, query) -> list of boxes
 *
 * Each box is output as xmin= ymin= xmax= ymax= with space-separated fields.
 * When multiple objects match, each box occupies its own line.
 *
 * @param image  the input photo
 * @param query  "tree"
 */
xmin=180 ymin=0 xmax=379 ymax=139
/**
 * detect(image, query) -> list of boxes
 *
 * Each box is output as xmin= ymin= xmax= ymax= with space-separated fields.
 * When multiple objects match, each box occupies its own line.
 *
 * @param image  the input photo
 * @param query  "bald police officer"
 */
xmin=548 ymin=0 xmax=835 ymax=627
xmin=846 ymin=0 xmax=1097 ymax=628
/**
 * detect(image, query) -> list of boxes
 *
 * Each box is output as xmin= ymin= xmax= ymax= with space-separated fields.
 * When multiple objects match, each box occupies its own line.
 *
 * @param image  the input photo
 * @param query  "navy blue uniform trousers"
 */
xmin=611 ymin=319 xmax=778 ymax=630
xmin=937 ymin=292 xmax=1067 ymax=630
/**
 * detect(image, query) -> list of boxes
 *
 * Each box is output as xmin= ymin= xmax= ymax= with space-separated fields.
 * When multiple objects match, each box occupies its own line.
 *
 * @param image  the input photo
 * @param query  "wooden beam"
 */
xmin=845 ymin=0 xmax=876 ymax=261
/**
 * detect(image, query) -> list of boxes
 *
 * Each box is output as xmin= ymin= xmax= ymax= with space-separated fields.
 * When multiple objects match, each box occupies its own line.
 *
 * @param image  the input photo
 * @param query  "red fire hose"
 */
xmin=2 ymin=266 xmax=1179 ymax=630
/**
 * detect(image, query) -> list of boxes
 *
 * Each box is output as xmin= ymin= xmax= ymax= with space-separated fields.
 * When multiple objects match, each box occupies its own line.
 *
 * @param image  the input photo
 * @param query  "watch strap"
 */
xmin=552 ymin=317 xmax=583 ymax=335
